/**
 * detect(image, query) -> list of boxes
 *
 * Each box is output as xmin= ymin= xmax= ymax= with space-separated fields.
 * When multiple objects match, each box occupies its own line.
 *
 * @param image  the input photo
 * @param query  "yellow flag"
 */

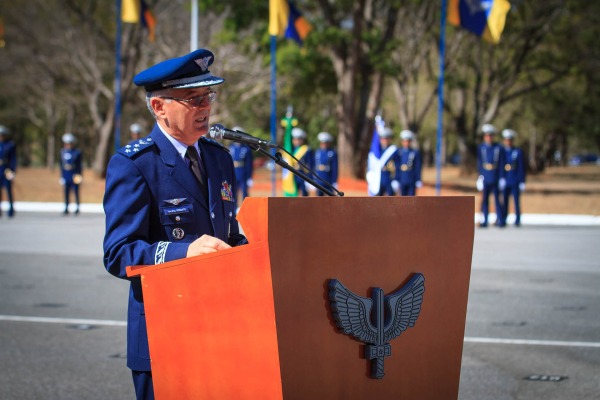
xmin=122 ymin=0 xmax=140 ymax=23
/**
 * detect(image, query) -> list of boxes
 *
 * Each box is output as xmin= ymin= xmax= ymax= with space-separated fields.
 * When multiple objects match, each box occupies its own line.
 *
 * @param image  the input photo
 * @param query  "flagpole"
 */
xmin=436 ymin=0 xmax=448 ymax=196
xmin=269 ymin=35 xmax=277 ymax=197
xmin=190 ymin=0 xmax=198 ymax=50
xmin=114 ymin=0 xmax=123 ymax=152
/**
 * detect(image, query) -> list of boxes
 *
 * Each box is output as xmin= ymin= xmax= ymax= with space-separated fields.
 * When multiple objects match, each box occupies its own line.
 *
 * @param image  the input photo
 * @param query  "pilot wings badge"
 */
xmin=328 ymin=273 xmax=425 ymax=379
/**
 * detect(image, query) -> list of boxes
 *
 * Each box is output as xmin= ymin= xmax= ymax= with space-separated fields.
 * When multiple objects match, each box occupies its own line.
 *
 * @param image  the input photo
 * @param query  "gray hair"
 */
xmin=145 ymin=89 xmax=173 ymax=119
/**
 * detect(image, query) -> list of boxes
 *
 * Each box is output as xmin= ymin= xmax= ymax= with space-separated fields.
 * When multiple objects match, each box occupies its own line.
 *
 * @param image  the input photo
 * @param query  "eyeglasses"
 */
xmin=159 ymin=91 xmax=217 ymax=107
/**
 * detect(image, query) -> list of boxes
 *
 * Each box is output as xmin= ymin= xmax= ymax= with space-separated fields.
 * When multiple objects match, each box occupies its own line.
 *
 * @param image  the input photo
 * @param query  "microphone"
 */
xmin=209 ymin=124 xmax=278 ymax=149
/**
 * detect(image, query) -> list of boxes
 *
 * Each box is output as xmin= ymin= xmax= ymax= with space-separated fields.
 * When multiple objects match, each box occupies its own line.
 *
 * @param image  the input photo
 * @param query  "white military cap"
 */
xmin=481 ymin=124 xmax=496 ymax=135
xmin=130 ymin=123 xmax=142 ymax=133
xmin=400 ymin=130 xmax=415 ymax=140
xmin=502 ymin=129 xmax=517 ymax=139
xmin=379 ymin=127 xmax=393 ymax=138
xmin=62 ymin=133 xmax=76 ymax=143
xmin=291 ymin=128 xmax=307 ymax=139
xmin=0 ymin=125 xmax=9 ymax=135
xmin=317 ymin=132 xmax=333 ymax=142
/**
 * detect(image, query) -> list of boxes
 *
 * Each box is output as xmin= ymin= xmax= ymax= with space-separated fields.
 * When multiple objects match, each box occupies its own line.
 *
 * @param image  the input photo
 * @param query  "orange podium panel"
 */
xmin=127 ymin=196 xmax=475 ymax=399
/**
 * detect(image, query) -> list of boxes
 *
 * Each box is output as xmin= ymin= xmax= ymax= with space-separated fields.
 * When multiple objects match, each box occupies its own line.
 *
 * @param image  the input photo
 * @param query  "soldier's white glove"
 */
xmin=246 ymin=179 xmax=253 ymax=188
xmin=499 ymin=178 xmax=506 ymax=191
xmin=476 ymin=176 xmax=484 ymax=192
xmin=519 ymin=182 xmax=526 ymax=192
xmin=59 ymin=178 xmax=65 ymax=186
xmin=416 ymin=180 xmax=423 ymax=188
xmin=390 ymin=180 xmax=400 ymax=194
xmin=4 ymin=169 xmax=15 ymax=181
xmin=305 ymin=182 xmax=316 ymax=192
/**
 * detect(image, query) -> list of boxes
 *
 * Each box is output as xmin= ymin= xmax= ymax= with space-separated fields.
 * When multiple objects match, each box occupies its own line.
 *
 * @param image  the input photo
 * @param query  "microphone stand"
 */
xmin=249 ymin=144 xmax=343 ymax=197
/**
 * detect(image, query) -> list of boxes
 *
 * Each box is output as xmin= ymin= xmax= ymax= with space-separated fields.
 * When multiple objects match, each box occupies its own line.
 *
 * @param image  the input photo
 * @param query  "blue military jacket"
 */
xmin=314 ymin=148 xmax=338 ymax=185
xmin=503 ymin=146 xmax=526 ymax=186
xmin=396 ymin=148 xmax=422 ymax=185
xmin=0 ymin=140 xmax=17 ymax=185
xmin=230 ymin=142 xmax=253 ymax=183
xmin=477 ymin=143 xmax=505 ymax=185
xmin=103 ymin=124 xmax=246 ymax=371
xmin=60 ymin=148 xmax=82 ymax=184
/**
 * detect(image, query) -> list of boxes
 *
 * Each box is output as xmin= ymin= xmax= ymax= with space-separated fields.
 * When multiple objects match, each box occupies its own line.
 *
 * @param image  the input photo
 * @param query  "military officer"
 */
xmin=394 ymin=130 xmax=422 ymax=196
xmin=367 ymin=127 xmax=400 ymax=196
xmin=291 ymin=127 xmax=314 ymax=196
xmin=314 ymin=132 xmax=338 ymax=196
xmin=500 ymin=129 xmax=526 ymax=226
xmin=0 ymin=125 xmax=17 ymax=218
xmin=229 ymin=126 xmax=254 ymax=206
xmin=476 ymin=123 xmax=506 ymax=227
xmin=59 ymin=133 xmax=83 ymax=215
xmin=103 ymin=48 xmax=247 ymax=400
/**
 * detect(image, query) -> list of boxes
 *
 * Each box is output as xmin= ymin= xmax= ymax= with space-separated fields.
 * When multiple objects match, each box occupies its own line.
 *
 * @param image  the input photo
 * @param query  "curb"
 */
xmin=2 ymin=201 xmax=599 ymax=226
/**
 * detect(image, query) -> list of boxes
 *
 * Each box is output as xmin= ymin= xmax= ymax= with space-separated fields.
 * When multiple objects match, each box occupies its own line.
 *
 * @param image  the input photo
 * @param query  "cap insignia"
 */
xmin=195 ymin=56 xmax=212 ymax=72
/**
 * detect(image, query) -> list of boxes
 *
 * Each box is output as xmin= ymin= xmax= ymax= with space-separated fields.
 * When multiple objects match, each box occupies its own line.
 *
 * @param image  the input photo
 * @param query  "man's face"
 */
xmin=380 ymin=137 xmax=392 ymax=148
xmin=483 ymin=134 xmax=493 ymax=144
xmin=293 ymin=137 xmax=304 ymax=147
xmin=504 ymin=138 xmax=513 ymax=147
xmin=402 ymin=139 xmax=411 ymax=148
xmin=152 ymin=87 xmax=213 ymax=145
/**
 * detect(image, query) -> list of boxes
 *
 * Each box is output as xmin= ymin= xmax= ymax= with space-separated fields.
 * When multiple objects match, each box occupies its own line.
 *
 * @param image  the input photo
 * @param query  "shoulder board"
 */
xmin=117 ymin=136 xmax=156 ymax=158
xmin=201 ymin=137 xmax=230 ymax=153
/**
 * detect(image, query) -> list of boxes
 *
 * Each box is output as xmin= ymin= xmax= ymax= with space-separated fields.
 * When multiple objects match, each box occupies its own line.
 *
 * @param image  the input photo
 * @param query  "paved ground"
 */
xmin=0 ymin=212 xmax=598 ymax=399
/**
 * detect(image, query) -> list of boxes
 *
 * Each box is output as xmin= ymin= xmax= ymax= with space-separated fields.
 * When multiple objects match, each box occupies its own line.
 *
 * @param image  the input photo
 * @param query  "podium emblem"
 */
xmin=328 ymin=273 xmax=425 ymax=379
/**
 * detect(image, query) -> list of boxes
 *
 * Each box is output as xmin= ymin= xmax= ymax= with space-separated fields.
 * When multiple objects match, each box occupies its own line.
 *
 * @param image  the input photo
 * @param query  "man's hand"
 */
xmin=186 ymin=234 xmax=231 ymax=257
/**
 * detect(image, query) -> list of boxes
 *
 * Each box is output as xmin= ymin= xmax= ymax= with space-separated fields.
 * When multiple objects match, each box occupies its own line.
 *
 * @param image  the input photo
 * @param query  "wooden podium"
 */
xmin=127 ymin=197 xmax=474 ymax=399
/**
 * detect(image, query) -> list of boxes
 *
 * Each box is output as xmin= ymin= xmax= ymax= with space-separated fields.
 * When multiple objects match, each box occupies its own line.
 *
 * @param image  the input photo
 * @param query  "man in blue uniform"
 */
xmin=314 ymin=131 xmax=338 ymax=196
xmin=500 ymin=129 xmax=526 ymax=226
xmin=103 ymin=49 xmax=247 ymax=400
xmin=367 ymin=127 xmax=399 ymax=196
xmin=229 ymin=126 xmax=253 ymax=206
xmin=60 ymin=133 xmax=83 ymax=215
xmin=0 ymin=125 xmax=17 ymax=218
xmin=394 ymin=130 xmax=422 ymax=196
xmin=291 ymin=127 xmax=314 ymax=196
xmin=476 ymin=123 xmax=506 ymax=227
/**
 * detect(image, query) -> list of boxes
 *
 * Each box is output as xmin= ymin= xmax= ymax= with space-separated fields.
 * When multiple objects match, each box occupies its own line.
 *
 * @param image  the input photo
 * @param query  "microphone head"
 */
xmin=209 ymin=124 xmax=225 ymax=139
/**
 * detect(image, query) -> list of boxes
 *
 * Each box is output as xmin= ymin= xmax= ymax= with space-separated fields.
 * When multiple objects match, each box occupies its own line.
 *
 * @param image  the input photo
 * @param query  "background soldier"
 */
xmin=59 ymin=133 xmax=83 ymax=215
xmin=394 ymin=130 xmax=422 ymax=196
xmin=369 ymin=127 xmax=399 ymax=196
xmin=130 ymin=123 xmax=143 ymax=142
xmin=291 ymin=127 xmax=314 ymax=196
xmin=476 ymin=124 xmax=506 ymax=227
xmin=314 ymin=132 xmax=338 ymax=196
xmin=229 ymin=126 xmax=254 ymax=206
xmin=501 ymin=129 xmax=526 ymax=226
xmin=0 ymin=125 xmax=17 ymax=218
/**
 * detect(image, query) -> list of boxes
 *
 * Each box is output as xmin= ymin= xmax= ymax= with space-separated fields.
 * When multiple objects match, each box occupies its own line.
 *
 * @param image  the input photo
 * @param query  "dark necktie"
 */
xmin=186 ymin=146 xmax=208 ymax=198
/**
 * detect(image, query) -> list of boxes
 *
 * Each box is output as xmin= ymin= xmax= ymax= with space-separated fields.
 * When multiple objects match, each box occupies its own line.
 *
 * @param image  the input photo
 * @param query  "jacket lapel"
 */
xmin=150 ymin=125 xmax=209 ymax=210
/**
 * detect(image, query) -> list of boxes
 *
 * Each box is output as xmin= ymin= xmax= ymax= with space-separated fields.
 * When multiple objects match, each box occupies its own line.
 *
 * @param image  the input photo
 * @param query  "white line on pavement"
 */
xmin=465 ymin=336 xmax=600 ymax=348
xmin=0 ymin=315 xmax=126 ymax=327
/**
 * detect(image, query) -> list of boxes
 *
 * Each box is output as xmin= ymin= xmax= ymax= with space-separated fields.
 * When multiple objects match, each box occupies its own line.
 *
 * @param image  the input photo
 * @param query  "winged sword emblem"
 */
xmin=328 ymin=273 xmax=425 ymax=379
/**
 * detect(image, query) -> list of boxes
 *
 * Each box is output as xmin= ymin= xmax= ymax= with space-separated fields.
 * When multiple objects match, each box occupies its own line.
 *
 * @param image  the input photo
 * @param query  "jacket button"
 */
xmin=229 ymin=212 xmax=232 ymax=217
xmin=211 ymin=212 xmax=215 ymax=219
xmin=175 ymin=216 xmax=181 ymax=222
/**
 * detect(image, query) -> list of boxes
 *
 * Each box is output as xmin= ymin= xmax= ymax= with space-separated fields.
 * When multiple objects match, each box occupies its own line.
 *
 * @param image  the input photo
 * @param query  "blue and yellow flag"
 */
xmin=122 ymin=0 xmax=156 ymax=42
xmin=448 ymin=0 xmax=511 ymax=44
xmin=269 ymin=0 xmax=312 ymax=45
xmin=280 ymin=114 xmax=299 ymax=196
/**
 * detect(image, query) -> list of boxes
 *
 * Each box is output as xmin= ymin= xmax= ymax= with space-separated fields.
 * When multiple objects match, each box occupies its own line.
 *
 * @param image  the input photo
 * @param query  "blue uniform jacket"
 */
xmin=60 ymin=148 xmax=82 ymax=184
xmin=0 ymin=140 xmax=17 ymax=185
xmin=396 ymin=148 xmax=422 ymax=185
xmin=503 ymin=146 xmax=526 ymax=187
xmin=230 ymin=143 xmax=253 ymax=183
xmin=314 ymin=148 xmax=338 ymax=185
xmin=477 ymin=143 xmax=505 ymax=184
xmin=103 ymin=124 xmax=246 ymax=371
